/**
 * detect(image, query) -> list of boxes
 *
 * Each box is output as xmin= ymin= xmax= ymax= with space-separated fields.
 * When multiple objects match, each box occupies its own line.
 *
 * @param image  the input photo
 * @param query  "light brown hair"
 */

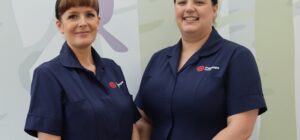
xmin=55 ymin=0 xmax=99 ymax=19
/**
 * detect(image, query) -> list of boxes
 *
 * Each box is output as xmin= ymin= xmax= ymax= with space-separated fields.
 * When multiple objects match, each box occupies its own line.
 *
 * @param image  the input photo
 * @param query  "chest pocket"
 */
xmin=100 ymin=95 xmax=134 ymax=139
xmin=192 ymin=73 xmax=226 ymax=118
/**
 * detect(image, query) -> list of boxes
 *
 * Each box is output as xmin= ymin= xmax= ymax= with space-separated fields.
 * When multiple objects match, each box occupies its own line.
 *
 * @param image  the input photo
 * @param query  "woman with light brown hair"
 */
xmin=24 ymin=0 xmax=140 ymax=139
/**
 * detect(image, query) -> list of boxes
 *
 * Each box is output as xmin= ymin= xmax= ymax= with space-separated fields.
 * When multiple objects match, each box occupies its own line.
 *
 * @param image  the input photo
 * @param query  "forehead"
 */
xmin=57 ymin=0 xmax=98 ymax=8
xmin=64 ymin=6 xmax=97 ymax=13
xmin=176 ymin=0 xmax=208 ymax=1
xmin=175 ymin=0 xmax=214 ymax=3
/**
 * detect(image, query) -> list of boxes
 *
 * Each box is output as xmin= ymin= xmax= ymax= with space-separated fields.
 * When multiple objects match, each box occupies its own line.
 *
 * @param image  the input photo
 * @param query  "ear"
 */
xmin=213 ymin=4 xmax=219 ymax=17
xmin=97 ymin=16 xmax=101 ymax=30
xmin=56 ymin=20 xmax=64 ymax=34
xmin=213 ymin=4 xmax=218 ymax=17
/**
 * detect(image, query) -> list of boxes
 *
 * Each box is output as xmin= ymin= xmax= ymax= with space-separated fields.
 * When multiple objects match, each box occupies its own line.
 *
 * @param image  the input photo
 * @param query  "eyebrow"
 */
xmin=66 ymin=9 xmax=96 ymax=14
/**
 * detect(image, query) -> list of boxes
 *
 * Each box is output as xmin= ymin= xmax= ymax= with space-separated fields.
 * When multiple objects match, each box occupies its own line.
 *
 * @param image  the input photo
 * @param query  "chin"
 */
xmin=182 ymin=28 xmax=198 ymax=33
xmin=79 ymin=39 xmax=94 ymax=46
xmin=72 ymin=42 xmax=92 ymax=48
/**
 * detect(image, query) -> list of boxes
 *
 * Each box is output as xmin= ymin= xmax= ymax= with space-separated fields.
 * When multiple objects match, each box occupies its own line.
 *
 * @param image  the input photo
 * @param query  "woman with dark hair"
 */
xmin=24 ymin=0 xmax=140 ymax=139
xmin=135 ymin=0 xmax=267 ymax=139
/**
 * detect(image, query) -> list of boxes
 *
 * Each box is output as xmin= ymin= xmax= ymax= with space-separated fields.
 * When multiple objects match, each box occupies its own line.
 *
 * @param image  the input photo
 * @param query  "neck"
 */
xmin=181 ymin=28 xmax=212 ymax=53
xmin=69 ymin=45 xmax=94 ymax=67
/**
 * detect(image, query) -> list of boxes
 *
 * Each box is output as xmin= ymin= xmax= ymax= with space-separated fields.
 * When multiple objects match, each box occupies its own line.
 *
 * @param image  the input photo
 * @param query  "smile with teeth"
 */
xmin=183 ymin=16 xmax=199 ymax=21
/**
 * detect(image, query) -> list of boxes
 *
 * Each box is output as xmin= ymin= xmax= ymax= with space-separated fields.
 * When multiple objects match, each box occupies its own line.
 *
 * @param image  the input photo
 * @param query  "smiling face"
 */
xmin=56 ymin=6 xmax=100 ymax=49
xmin=175 ymin=0 xmax=218 ymax=38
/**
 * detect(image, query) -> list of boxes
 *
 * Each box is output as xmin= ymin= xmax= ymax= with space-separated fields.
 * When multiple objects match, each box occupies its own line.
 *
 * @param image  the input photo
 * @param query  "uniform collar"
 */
xmin=166 ymin=27 xmax=223 ymax=74
xmin=167 ymin=27 xmax=223 ymax=58
xmin=58 ymin=42 xmax=104 ymax=70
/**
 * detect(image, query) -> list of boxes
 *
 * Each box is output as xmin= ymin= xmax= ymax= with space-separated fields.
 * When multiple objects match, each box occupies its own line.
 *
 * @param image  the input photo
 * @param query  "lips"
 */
xmin=75 ymin=31 xmax=90 ymax=36
xmin=183 ymin=16 xmax=199 ymax=21
xmin=76 ymin=31 xmax=89 ymax=34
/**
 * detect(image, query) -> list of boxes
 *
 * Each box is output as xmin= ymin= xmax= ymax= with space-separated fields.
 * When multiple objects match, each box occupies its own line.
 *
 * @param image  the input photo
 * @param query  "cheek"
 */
xmin=64 ymin=24 xmax=76 ymax=33
xmin=175 ymin=7 xmax=182 ymax=18
xmin=95 ymin=23 xmax=100 ymax=30
xmin=207 ymin=12 xmax=216 ymax=23
xmin=91 ymin=21 xmax=100 ymax=30
xmin=175 ymin=12 xmax=182 ymax=23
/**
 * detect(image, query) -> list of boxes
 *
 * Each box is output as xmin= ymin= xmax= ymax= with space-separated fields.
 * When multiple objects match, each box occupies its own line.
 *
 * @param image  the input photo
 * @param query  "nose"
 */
xmin=186 ymin=1 xmax=195 ymax=13
xmin=78 ymin=16 xmax=88 ymax=27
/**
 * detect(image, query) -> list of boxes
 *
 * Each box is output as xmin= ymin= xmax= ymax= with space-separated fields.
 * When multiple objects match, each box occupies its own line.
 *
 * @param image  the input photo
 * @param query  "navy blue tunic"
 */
xmin=135 ymin=27 xmax=267 ymax=140
xmin=25 ymin=42 xmax=140 ymax=140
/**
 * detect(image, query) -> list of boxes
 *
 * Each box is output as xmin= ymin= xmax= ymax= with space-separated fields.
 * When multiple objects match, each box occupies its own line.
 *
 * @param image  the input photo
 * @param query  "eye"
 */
xmin=67 ymin=15 xmax=78 ymax=20
xmin=194 ymin=0 xmax=205 ymax=5
xmin=86 ymin=13 xmax=96 ymax=18
xmin=176 ymin=0 xmax=186 ymax=5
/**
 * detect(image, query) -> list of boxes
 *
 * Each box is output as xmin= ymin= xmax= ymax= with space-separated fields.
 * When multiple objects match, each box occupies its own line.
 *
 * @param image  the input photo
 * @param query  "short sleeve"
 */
xmin=226 ymin=48 xmax=267 ymax=116
xmin=24 ymin=66 xmax=64 ymax=137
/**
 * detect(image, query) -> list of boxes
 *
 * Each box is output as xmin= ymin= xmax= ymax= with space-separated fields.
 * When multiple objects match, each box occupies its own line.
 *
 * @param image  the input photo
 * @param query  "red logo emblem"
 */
xmin=109 ymin=82 xmax=117 ymax=89
xmin=196 ymin=65 xmax=205 ymax=72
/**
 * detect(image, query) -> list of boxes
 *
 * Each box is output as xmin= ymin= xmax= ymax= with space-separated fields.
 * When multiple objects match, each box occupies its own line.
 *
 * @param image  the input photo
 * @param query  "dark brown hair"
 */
xmin=55 ymin=0 xmax=99 ymax=19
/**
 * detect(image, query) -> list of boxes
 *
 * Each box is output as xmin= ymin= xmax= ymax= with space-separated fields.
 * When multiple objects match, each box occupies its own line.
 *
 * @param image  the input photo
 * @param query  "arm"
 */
xmin=135 ymin=109 xmax=152 ymax=140
xmin=132 ymin=123 xmax=140 ymax=140
xmin=24 ymin=67 xmax=64 ymax=137
xmin=38 ymin=132 xmax=61 ymax=140
xmin=212 ymin=109 xmax=258 ymax=140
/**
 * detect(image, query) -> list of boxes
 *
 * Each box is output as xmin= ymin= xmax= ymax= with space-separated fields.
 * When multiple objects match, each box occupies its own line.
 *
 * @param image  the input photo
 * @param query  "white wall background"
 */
xmin=217 ymin=0 xmax=260 ymax=139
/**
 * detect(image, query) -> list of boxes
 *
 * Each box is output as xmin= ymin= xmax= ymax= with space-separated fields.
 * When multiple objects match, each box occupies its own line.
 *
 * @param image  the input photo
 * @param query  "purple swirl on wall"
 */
xmin=98 ymin=0 xmax=128 ymax=52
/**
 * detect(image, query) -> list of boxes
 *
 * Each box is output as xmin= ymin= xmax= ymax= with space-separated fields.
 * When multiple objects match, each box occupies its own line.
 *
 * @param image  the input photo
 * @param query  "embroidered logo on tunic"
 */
xmin=108 ymin=81 xmax=124 ymax=89
xmin=196 ymin=65 xmax=220 ymax=72
xmin=109 ymin=82 xmax=117 ymax=89
xmin=116 ymin=81 xmax=124 ymax=87
xmin=196 ymin=65 xmax=205 ymax=72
